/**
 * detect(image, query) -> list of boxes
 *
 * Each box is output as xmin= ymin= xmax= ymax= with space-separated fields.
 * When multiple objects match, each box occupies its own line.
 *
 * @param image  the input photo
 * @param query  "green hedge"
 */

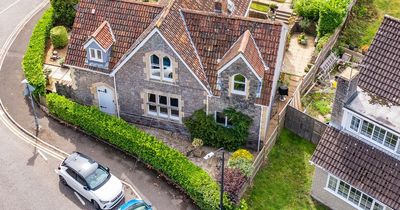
xmin=50 ymin=26 xmax=68 ymax=49
xmin=46 ymin=93 xmax=235 ymax=210
xmin=184 ymin=109 xmax=252 ymax=151
xmin=317 ymin=3 xmax=346 ymax=37
xmin=22 ymin=7 xmax=54 ymax=95
xmin=50 ymin=0 xmax=79 ymax=28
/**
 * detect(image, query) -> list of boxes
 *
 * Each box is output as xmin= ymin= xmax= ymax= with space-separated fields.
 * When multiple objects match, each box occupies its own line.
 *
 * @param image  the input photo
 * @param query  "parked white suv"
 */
xmin=57 ymin=152 xmax=124 ymax=209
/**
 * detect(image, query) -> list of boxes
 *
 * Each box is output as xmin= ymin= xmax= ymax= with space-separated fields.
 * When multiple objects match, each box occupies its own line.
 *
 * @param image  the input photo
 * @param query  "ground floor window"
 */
xmin=214 ymin=111 xmax=233 ymax=127
xmin=326 ymin=174 xmax=390 ymax=210
xmin=147 ymin=93 xmax=179 ymax=121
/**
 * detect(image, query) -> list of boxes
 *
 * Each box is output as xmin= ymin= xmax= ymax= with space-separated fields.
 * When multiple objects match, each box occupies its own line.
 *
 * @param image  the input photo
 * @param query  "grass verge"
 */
xmin=245 ymin=129 xmax=327 ymax=210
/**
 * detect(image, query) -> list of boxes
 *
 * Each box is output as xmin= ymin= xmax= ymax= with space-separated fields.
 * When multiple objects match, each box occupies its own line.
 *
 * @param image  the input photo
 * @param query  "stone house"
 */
xmin=310 ymin=15 xmax=400 ymax=210
xmin=62 ymin=0 xmax=288 ymax=148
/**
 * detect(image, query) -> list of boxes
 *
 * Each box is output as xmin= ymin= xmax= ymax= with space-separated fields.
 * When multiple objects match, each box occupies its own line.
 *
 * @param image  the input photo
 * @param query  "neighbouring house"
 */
xmin=60 ymin=0 xmax=288 ymax=148
xmin=310 ymin=15 xmax=400 ymax=210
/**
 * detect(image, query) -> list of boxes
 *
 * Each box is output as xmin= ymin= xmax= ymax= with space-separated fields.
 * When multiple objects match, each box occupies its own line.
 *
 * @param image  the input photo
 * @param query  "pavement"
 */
xmin=0 ymin=1 xmax=197 ymax=210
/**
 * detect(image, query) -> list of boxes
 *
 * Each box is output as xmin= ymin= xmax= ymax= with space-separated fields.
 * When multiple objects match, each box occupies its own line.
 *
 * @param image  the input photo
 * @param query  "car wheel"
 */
xmin=59 ymin=175 xmax=67 ymax=185
xmin=92 ymin=200 xmax=101 ymax=210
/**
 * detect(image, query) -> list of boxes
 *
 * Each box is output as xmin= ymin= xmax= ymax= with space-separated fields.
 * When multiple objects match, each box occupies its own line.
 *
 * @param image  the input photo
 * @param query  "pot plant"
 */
xmin=297 ymin=32 xmax=307 ymax=45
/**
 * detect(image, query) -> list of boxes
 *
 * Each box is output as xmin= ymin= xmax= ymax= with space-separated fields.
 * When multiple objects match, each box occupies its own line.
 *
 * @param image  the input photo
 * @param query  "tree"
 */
xmin=50 ymin=0 xmax=79 ymax=27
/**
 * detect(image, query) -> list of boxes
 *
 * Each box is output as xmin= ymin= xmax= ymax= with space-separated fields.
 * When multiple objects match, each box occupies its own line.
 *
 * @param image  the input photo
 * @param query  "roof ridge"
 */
xmin=384 ymin=14 xmax=400 ymax=22
xmin=155 ymin=0 xmax=176 ymax=27
xmin=238 ymin=30 xmax=250 ymax=53
xmin=181 ymin=8 xmax=282 ymax=26
xmin=91 ymin=21 xmax=109 ymax=37
xmin=118 ymin=0 xmax=164 ymax=8
xmin=247 ymin=31 xmax=269 ymax=70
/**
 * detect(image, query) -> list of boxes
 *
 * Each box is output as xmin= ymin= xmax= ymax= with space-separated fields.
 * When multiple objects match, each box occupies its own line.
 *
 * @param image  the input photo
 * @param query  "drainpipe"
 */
xmin=112 ymin=74 xmax=120 ymax=118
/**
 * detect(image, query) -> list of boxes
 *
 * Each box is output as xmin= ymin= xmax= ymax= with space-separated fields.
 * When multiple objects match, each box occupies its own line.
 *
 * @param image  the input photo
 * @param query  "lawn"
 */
xmin=245 ymin=129 xmax=327 ymax=210
xmin=250 ymin=1 xmax=270 ymax=13
xmin=340 ymin=0 xmax=400 ymax=48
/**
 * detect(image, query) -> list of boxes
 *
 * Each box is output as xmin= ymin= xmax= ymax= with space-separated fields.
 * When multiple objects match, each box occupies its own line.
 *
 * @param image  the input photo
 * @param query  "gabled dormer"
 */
xmin=83 ymin=21 xmax=115 ymax=69
xmin=216 ymin=30 xmax=268 ymax=100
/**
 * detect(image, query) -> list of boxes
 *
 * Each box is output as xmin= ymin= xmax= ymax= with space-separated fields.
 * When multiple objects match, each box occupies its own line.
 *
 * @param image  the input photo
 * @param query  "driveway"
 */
xmin=0 ymin=1 xmax=197 ymax=209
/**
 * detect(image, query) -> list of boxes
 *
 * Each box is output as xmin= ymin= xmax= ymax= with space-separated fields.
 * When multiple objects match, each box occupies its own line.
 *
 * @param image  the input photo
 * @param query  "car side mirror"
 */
xmin=105 ymin=167 xmax=110 ymax=172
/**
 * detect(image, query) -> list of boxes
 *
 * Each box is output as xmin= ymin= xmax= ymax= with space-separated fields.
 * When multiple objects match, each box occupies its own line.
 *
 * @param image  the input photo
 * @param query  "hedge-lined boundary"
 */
xmin=22 ymin=7 xmax=54 ymax=95
xmin=46 ymin=93 xmax=235 ymax=210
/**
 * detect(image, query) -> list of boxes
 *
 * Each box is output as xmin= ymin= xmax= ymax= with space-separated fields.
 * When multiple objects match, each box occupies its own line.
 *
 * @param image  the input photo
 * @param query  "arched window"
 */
xmin=232 ymin=74 xmax=246 ymax=95
xmin=149 ymin=54 xmax=173 ymax=82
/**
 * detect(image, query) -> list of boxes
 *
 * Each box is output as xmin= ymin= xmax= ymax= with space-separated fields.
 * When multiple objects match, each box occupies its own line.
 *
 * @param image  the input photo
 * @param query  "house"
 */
xmin=310 ymin=15 xmax=400 ymax=210
xmin=61 ymin=0 xmax=288 ymax=147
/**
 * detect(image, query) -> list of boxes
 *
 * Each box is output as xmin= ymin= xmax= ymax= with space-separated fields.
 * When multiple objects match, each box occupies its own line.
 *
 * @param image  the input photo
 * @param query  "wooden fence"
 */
xmin=300 ymin=0 xmax=358 ymax=94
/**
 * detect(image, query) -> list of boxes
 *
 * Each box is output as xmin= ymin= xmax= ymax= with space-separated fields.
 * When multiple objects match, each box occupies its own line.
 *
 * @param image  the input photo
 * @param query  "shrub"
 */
xmin=46 ymin=93 xmax=235 ymax=210
xmin=50 ymin=26 xmax=68 ymax=49
xmin=50 ymin=0 xmax=79 ymax=27
xmin=299 ymin=17 xmax=311 ymax=32
xmin=218 ymin=168 xmax=247 ymax=203
xmin=228 ymin=157 xmax=253 ymax=177
xmin=22 ymin=7 xmax=54 ymax=95
xmin=192 ymin=138 xmax=203 ymax=148
xmin=317 ymin=3 xmax=345 ymax=37
xmin=230 ymin=149 xmax=253 ymax=162
xmin=316 ymin=33 xmax=332 ymax=52
xmin=184 ymin=109 xmax=252 ymax=151
xmin=294 ymin=0 xmax=323 ymax=21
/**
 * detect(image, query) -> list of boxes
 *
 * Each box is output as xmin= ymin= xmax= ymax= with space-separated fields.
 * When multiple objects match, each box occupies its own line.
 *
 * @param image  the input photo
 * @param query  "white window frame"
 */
xmin=325 ymin=174 xmax=390 ymax=210
xmin=214 ymin=111 xmax=233 ymax=127
xmin=147 ymin=93 xmax=180 ymax=121
xmin=149 ymin=54 xmax=174 ymax=82
xmin=89 ymin=48 xmax=103 ymax=62
xmin=345 ymin=111 xmax=400 ymax=156
xmin=231 ymin=74 xmax=247 ymax=96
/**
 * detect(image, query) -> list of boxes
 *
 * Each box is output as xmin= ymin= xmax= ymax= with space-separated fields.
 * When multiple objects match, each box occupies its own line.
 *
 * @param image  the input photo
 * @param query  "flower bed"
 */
xmin=22 ymin=7 xmax=54 ymax=95
xmin=46 ymin=93 xmax=239 ymax=210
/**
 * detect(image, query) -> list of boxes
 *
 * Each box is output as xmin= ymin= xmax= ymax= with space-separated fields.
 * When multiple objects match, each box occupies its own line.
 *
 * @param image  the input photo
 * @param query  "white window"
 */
xmin=256 ymin=81 xmax=262 ymax=98
xmin=326 ymin=174 xmax=389 ymax=210
xmin=215 ymin=111 xmax=233 ymax=127
xmin=347 ymin=113 xmax=400 ymax=156
xmin=231 ymin=74 xmax=246 ymax=95
xmin=89 ymin=48 xmax=102 ymax=62
xmin=150 ymin=54 xmax=173 ymax=82
xmin=147 ymin=93 xmax=179 ymax=121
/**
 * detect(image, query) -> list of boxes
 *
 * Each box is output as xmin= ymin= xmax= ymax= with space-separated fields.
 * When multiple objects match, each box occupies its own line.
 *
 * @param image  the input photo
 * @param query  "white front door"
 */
xmin=97 ymin=86 xmax=116 ymax=115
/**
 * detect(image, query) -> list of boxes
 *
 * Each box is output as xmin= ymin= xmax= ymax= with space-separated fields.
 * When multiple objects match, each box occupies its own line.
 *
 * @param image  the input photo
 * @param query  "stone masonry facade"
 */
xmin=208 ymin=58 xmax=264 ymax=143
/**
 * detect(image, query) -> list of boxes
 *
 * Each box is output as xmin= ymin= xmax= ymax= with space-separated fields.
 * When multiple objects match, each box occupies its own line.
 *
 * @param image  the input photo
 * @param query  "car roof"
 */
xmin=64 ymin=152 xmax=98 ymax=178
xmin=120 ymin=199 xmax=147 ymax=210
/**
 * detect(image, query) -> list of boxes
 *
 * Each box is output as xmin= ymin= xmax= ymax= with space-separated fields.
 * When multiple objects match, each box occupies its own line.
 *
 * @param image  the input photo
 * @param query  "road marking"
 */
xmin=74 ymin=192 xmax=86 ymax=206
xmin=37 ymin=149 xmax=48 ymax=161
xmin=0 ymin=0 xmax=22 ymax=15
xmin=121 ymin=180 xmax=141 ymax=199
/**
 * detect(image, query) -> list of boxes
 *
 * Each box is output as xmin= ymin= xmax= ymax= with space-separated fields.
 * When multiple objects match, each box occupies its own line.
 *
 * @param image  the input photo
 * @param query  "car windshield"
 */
xmin=85 ymin=166 xmax=110 ymax=189
xmin=126 ymin=203 xmax=147 ymax=210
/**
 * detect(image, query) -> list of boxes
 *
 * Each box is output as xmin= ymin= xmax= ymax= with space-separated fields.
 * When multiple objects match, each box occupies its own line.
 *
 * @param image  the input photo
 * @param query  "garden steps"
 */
xmin=275 ymin=9 xmax=292 ymax=24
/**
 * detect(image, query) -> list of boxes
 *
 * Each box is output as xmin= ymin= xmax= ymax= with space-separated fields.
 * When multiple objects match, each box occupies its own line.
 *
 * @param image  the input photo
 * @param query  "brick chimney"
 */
xmin=214 ymin=0 xmax=228 ymax=14
xmin=331 ymin=67 xmax=360 ymax=128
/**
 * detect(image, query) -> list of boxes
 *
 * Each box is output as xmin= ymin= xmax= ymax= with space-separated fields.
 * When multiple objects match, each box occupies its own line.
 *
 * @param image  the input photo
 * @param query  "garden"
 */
xmin=245 ymin=129 xmax=327 ymax=210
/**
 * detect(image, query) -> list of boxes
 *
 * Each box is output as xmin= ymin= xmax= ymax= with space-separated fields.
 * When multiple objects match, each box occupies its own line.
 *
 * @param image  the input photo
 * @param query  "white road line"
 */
xmin=37 ymin=149 xmax=48 ymax=161
xmin=74 ymin=192 xmax=86 ymax=206
xmin=0 ymin=0 xmax=22 ymax=15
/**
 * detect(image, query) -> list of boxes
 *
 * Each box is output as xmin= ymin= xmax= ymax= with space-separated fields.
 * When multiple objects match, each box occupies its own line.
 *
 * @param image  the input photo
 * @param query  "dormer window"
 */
xmin=150 ymin=54 xmax=173 ymax=82
xmin=89 ymin=48 xmax=102 ymax=62
xmin=231 ymin=74 xmax=246 ymax=95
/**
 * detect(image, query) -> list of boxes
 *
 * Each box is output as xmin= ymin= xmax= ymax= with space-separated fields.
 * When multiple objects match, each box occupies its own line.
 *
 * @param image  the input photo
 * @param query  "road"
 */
xmin=0 ymin=1 xmax=197 ymax=209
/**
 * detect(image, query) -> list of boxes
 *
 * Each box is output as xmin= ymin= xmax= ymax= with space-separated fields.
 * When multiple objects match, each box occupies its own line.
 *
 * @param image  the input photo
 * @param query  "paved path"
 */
xmin=0 ymin=1 xmax=197 ymax=210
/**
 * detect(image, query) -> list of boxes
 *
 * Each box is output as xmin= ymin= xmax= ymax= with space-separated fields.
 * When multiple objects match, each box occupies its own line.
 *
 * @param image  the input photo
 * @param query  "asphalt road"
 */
xmin=0 ymin=1 xmax=197 ymax=209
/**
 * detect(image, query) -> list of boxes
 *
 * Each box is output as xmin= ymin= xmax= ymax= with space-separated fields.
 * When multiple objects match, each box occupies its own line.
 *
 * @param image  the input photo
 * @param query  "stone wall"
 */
xmin=284 ymin=105 xmax=327 ymax=144
xmin=115 ymin=32 xmax=207 ymax=134
xmin=208 ymin=58 xmax=263 ymax=144
xmin=311 ymin=167 xmax=356 ymax=210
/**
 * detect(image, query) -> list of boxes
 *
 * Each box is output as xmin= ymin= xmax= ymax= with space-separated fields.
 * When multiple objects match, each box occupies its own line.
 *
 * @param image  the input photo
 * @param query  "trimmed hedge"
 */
xmin=46 ymin=93 xmax=234 ymax=210
xmin=22 ymin=7 xmax=54 ymax=95
xmin=50 ymin=26 xmax=68 ymax=49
